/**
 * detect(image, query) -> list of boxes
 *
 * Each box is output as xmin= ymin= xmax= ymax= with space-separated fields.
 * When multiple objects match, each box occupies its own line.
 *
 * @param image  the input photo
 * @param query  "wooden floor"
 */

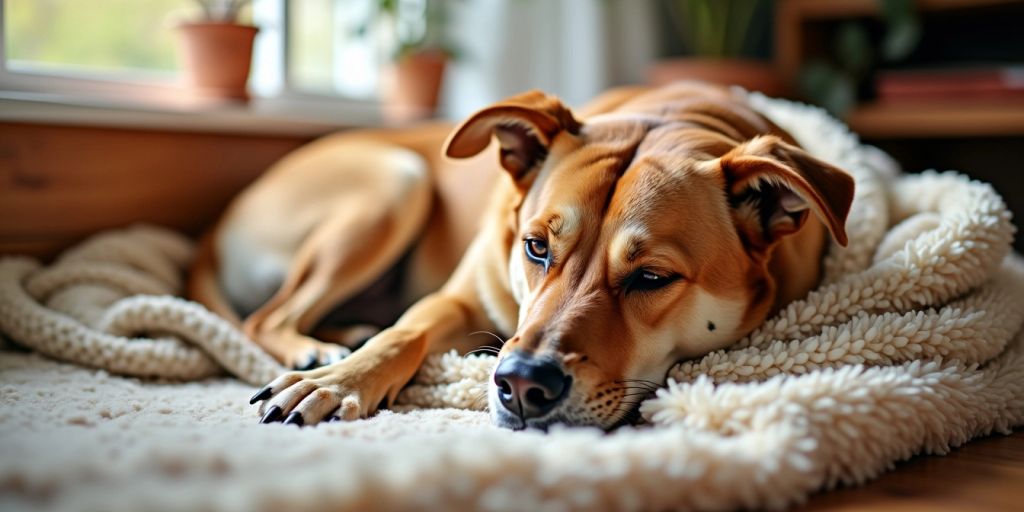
xmin=800 ymin=430 xmax=1024 ymax=511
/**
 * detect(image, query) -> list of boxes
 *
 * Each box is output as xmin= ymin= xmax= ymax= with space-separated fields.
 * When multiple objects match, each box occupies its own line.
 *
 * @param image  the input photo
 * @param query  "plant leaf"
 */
xmin=835 ymin=22 xmax=872 ymax=76
xmin=799 ymin=61 xmax=856 ymax=117
xmin=878 ymin=0 xmax=921 ymax=61
xmin=882 ymin=19 xmax=922 ymax=61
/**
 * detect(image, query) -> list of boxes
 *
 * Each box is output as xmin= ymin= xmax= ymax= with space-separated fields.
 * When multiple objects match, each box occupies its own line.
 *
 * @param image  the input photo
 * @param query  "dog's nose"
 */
xmin=493 ymin=352 xmax=571 ymax=420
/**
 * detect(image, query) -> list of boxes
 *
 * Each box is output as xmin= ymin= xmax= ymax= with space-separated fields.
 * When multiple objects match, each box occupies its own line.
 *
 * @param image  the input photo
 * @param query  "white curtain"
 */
xmin=440 ymin=0 xmax=659 ymax=119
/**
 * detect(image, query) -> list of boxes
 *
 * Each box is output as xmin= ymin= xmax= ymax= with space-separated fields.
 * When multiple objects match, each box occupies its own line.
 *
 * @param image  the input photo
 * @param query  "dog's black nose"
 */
xmin=494 ymin=352 xmax=570 ymax=420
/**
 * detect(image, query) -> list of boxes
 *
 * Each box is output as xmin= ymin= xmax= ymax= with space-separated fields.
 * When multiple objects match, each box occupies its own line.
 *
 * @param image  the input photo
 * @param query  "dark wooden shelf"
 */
xmin=777 ymin=0 xmax=1024 ymax=82
xmin=846 ymin=100 xmax=1024 ymax=138
xmin=781 ymin=0 xmax=1020 ymax=20
xmin=777 ymin=0 xmax=1024 ymax=139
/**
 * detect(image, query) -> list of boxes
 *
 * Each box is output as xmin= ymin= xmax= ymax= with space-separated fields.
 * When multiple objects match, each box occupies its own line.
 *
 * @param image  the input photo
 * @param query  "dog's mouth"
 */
xmin=489 ymin=404 xmax=560 ymax=431
xmin=487 ymin=384 xmax=580 ymax=431
xmin=486 ymin=350 xmax=663 ymax=430
xmin=487 ymin=378 xmax=654 ymax=431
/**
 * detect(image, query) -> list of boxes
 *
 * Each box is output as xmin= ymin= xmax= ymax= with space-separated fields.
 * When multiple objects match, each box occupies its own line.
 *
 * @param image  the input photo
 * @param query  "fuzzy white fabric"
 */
xmin=1 ymin=94 xmax=1022 ymax=512
xmin=0 ymin=226 xmax=283 ymax=386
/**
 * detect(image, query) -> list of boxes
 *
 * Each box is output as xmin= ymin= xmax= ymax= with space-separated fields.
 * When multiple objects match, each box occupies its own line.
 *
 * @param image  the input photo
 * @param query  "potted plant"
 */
xmin=371 ymin=0 xmax=460 ymax=123
xmin=177 ymin=0 xmax=258 ymax=103
xmin=649 ymin=0 xmax=784 ymax=96
xmin=799 ymin=0 xmax=921 ymax=116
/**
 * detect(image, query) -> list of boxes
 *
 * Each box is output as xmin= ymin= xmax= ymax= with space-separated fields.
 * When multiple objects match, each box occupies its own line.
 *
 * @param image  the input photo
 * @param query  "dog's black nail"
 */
xmin=296 ymin=354 xmax=319 ymax=371
xmin=249 ymin=386 xmax=272 ymax=404
xmin=282 ymin=411 xmax=304 ymax=426
xmin=260 ymin=405 xmax=283 ymax=424
xmin=326 ymin=350 xmax=348 ymax=364
xmin=324 ymin=407 xmax=341 ymax=422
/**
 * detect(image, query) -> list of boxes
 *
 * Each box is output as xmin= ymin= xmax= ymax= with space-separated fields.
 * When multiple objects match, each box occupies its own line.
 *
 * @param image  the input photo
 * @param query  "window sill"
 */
xmin=0 ymin=90 xmax=384 ymax=137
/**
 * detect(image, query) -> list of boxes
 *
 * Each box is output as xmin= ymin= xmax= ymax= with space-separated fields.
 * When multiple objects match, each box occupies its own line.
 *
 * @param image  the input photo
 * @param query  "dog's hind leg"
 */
xmin=243 ymin=144 xmax=434 ymax=370
xmin=188 ymin=228 xmax=244 ymax=327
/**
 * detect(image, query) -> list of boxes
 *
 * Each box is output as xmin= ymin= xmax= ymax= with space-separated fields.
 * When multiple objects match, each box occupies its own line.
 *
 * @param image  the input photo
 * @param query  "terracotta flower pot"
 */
xmin=380 ymin=49 xmax=448 ymax=124
xmin=177 ymin=22 xmax=258 ymax=103
xmin=648 ymin=58 xmax=786 ymax=97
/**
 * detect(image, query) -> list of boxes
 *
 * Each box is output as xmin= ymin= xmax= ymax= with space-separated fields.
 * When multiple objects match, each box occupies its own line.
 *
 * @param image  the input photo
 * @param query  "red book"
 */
xmin=876 ymin=67 xmax=1024 ymax=102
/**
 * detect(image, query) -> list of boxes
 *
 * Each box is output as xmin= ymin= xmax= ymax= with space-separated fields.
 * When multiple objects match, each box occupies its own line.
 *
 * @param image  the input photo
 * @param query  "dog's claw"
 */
xmin=249 ymin=386 xmax=272 ymax=404
xmin=296 ymin=353 xmax=319 ymax=371
xmin=323 ymin=348 xmax=349 ymax=365
xmin=260 ymin=405 xmax=283 ymax=424
xmin=282 ymin=411 xmax=304 ymax=426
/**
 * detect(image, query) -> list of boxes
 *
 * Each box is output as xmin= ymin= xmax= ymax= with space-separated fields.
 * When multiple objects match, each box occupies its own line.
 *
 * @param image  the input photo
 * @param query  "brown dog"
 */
xmin=190 ymin=82 xmax=854 ymax=430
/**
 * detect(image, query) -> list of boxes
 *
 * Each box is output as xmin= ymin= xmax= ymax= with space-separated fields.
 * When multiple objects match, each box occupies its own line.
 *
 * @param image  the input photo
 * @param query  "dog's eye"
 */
xmin=626 ymin=269 xmax=679 ymax=293
xmin=524 ymin=238 xmax=550 ymax=267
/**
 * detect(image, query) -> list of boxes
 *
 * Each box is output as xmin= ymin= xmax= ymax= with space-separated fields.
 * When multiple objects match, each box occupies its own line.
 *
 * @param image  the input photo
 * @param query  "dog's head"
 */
xmin=445 ymin=89 xmax=854 ymax=430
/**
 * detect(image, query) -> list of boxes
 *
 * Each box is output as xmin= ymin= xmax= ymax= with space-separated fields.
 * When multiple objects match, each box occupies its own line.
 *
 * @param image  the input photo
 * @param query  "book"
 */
xmin=876 ymin=66 xmax=1024 ymax=102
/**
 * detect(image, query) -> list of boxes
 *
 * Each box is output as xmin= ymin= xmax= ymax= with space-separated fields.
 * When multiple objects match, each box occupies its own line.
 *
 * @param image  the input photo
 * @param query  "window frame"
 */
xmin=0 ymin=0 xmax=381 ymax=119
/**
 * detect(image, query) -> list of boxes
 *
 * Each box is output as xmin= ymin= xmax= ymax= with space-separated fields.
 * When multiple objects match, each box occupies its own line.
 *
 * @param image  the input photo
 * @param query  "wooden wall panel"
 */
xmin=0 ymin=122 xmax=313 ymax=260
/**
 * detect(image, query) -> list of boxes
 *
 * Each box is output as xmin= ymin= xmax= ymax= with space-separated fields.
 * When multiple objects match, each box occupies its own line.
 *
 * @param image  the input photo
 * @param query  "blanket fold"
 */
xmin=0 ymin=227 xmax=284 ymax=385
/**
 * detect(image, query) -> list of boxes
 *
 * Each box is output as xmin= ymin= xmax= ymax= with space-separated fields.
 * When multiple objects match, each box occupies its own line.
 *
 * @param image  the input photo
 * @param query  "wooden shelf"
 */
xmin=845 ymin=100 xmax=1024 ymax=138
xmin=781 ymin=0 xmax=1020 ymax=20
xmin=777 ymin=0 xmax=1024 ymax=82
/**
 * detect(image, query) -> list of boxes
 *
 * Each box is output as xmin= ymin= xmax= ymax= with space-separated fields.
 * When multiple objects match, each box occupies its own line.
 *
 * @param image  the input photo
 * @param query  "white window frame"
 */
xmin=0 ymin=0 xmax=380 ymax=125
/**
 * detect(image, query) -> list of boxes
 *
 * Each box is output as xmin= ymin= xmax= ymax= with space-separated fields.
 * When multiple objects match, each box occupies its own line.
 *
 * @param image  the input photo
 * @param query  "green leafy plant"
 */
xmin=360 ymin=0 xmax=462 ymax=61
xmin=193 ymin=0 xmax=250 ymax=23
xmin=664 ymin=0 xmax=770 ymax=58
xmin=799 ymin=0 xmax=921 ymax=116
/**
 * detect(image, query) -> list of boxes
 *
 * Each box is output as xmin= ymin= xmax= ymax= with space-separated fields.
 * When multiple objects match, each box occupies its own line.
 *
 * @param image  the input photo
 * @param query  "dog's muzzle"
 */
xmin=493 ymin=351 xmax=572 ymax=421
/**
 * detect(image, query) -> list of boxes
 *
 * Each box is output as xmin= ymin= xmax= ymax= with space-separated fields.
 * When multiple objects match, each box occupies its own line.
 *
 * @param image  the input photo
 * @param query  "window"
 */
xmin=285 ymin=0 xmax=379 ymax=99
xmin=5 ymin=0 xmax=193 ymax=78
xmin=0 ymin=0 xmax=381 ymax=107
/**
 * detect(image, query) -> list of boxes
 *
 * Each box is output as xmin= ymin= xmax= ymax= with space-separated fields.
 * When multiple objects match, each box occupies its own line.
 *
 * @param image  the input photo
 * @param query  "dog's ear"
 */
xmin=718 ymin=135 xmax=855 ymax=251
xmin=444 ymin=90 xmax=581 ymax=180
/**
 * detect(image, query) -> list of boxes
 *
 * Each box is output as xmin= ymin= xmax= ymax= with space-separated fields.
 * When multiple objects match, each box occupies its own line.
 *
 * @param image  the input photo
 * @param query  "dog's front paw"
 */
xmin=248 ymin=363 xmax=384 ymax=426
xmin=243 ymin=320 xmax=351 ymax=371
xmin=283 ymin=340 xmax=351 ymax=371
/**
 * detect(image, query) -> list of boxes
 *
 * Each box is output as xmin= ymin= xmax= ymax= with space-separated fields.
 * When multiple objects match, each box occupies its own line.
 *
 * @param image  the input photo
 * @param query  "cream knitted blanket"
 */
xmin=1 ymin=94 xmax=1022 ymax=511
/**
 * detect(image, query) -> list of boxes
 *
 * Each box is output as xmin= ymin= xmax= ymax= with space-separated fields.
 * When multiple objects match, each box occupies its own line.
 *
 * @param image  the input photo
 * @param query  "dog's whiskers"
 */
xmin=621 ymin=391 xmax=656 ymax=398
xmin=469 ymin=330 xmax=507 ymax=346
xmin=464 ymin=331 xmax=506 ymax=359
xmin=607 ymin=397 xmax=645 ymax=428
xmin=472 ymin=388 xmax=490 ymax=410
xmin=615 ymin=385 xmax=660 ymax=394
xmin=465 ymin=346 xmax=501 ymax=357
xmin=614 ymin=380 xmax=661 ymax=393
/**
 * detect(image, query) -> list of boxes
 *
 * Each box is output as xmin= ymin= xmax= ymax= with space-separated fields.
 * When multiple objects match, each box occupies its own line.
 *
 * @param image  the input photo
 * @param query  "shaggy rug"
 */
xmin=1 ymin=93 xmax=1022 ymax=511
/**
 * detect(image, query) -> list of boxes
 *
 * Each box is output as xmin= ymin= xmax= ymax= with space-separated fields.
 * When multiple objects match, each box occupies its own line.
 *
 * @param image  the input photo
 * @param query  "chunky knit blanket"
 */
xmin=1 ymin=94 xmax=1021 ymax=511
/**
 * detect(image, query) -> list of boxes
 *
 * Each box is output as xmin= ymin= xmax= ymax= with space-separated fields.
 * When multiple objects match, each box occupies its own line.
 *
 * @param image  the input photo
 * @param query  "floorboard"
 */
xmin=800 ymin=430 xmax=1024 ymax=511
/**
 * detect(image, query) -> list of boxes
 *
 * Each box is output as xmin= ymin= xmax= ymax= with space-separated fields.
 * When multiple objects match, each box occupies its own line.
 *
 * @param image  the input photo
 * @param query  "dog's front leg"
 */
xmin=250 ymin=290 xmax=481 ymax=425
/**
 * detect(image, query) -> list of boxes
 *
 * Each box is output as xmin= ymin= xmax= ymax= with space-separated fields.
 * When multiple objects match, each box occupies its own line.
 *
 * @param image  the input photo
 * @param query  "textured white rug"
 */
xmin=1 ymin=93 xmax=1022 ymax=511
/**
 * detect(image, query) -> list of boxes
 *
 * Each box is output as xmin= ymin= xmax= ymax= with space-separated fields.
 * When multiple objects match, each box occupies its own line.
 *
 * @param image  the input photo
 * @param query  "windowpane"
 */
xmin=288 ymin=0 xmax=378 ymax=98
xmin=5 ymin=0 xmax=198 ymax=76
xmin=2 ymin=0 xmax=378 ymax=101
xmin=289 ymin=0 xmax=334 ymax=92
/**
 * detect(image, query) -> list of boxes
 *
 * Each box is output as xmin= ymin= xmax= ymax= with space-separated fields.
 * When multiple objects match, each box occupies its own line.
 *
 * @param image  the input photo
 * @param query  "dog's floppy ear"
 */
xmin=444 ymin=90 xmax=581 ymax=180
xmin=718 ymin=135 xmax=855 ymax=251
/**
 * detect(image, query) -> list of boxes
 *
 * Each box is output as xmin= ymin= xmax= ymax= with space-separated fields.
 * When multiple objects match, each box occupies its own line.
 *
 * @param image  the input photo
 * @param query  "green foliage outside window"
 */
xmin=5 ymin=0 xmax=198 ymax=75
